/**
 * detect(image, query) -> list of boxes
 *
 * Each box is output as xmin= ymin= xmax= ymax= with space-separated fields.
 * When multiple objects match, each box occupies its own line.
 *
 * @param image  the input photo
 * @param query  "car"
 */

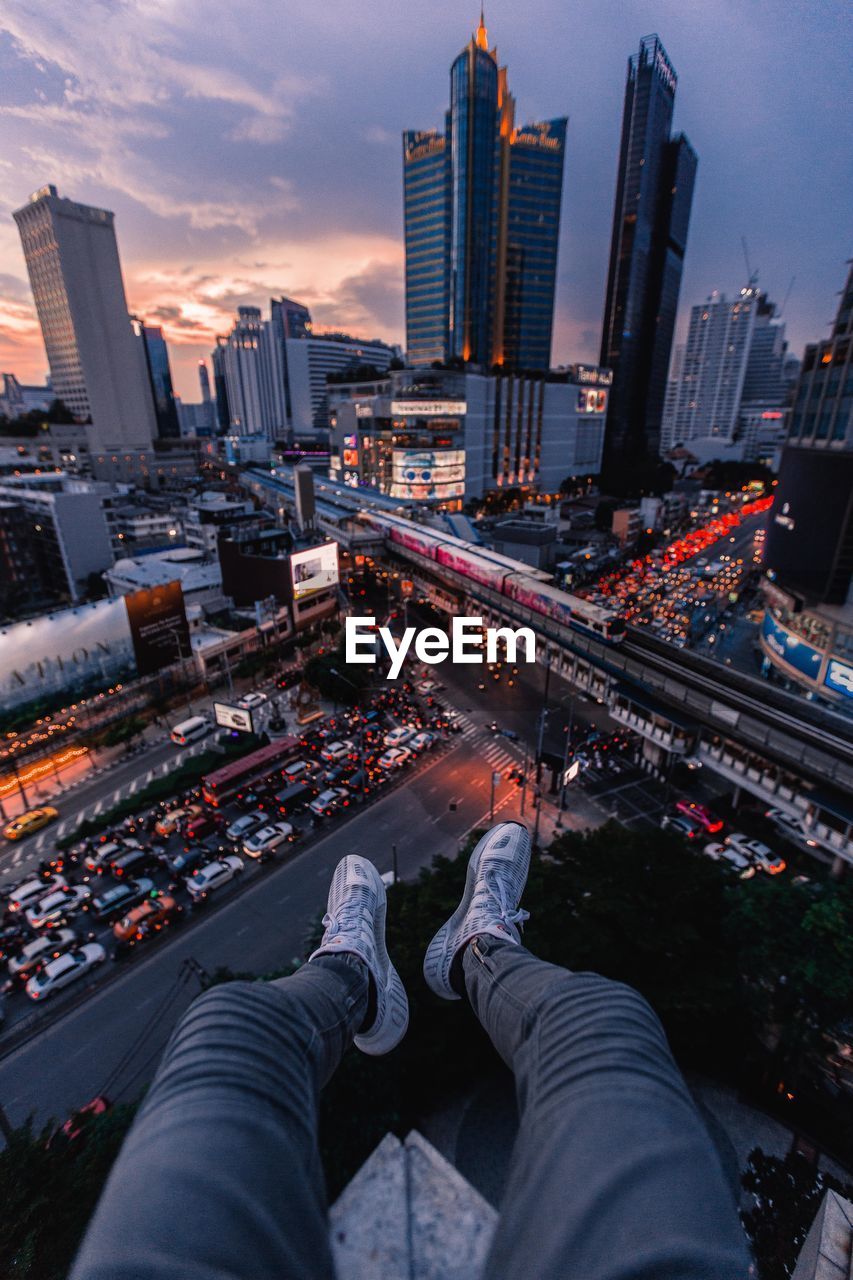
xmin=89 ymin=878 xmax=156 ymax=922
xmin=309 ymin=788 xmax=351 ymax=819
xmin=378 ymin=746 xmax=412 ymax=770
xmin=183 ymin=813 xmax=219 ymax=845
xmin=660 ymin=813 xmax=702 ymax=840
xmin=3 ymin=806 xmax=59 ymax=841
xmin=162 ymin=844 xmax=211 ymax=880
xmin=703 ymin=842 xmax=756 ymax=879
xmin=237 ymin=691 xmax=268 ymax=711
xmin=725 ymin=833 xmax=786 ymax=875
xmin=186 ymin=856 xmax=244 ymax=901
xmin=271 ymin=782 xmax=315 ymax=817
xmin=26 ymin=884 xmax=92 ymax=929
xmin=113 ymin=895 xmax=182 ymax=943
xmin=8 ymin=928 xmax=77 ymax=979
xmin=109 ymin=847 xmax=161 ymax=880
xmin=243 ymin=821 xmax=295 ymax=859
xmin=25 ymin=943 xmax=106 ymax=1000
xmin=765 ymin=807 xmax=817 ymax=847
xmin=83 ymin=840 xmax=135 ymax=875
xmin=383 ymin=725 xmax=415 ymax=749
xmin=155 ymin=805 xmax=203 ymax=838
xmin=409 ymin=731 xmax=436 ymax=753
xmin=283 ymin=759 xmax=313 ymax=782
xmin=225 ymin=811 xmax=267 ymax=844
xmin=674 ymin=800 xmax=724 ymax=834
xmin=321 ymin=740 xmax=355 ymax=763
xmin=682 ymin=755 xmax=704 ymax=771
xmin=6 ymin=873 xmax=67 ymax=913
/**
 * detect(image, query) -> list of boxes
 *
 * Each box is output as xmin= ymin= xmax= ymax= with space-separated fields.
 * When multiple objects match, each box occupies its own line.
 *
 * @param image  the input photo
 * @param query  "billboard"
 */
xmin=213 ymin=702 xmax=255 ymax=733
xmin=0 ymin=598 xmax=136 ymax=713
xmin=824 ymin=658 xmax=853 ymax=701
xmin=577 ymin=388 xmax=608 ymax=414
xmin=761 ymin=612 xmax=823 ymax=681
xmin=390 ymin=400 xmax=467 ymax=417
xmin=290 ymin=542 xmax=340 ymax=601
xmin=124 ymin=580 xmax=191 ymax=677
xmin=389 ymin=448 xmax=465 ymax=501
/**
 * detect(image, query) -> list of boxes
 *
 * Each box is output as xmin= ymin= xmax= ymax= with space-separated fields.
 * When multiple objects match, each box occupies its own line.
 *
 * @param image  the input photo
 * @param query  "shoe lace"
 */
xmin=322 ymin=889 xmax=369 ymax=937
xmin=486 ymin=874 xmax=529 ymax=931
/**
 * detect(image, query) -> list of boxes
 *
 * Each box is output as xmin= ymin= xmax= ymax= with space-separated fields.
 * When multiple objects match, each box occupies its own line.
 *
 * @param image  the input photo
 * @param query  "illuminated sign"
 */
xmin=761 ymin=613 xmax=822 ymax=680
xmin=577 ymin=389 xmax=607 ymax=414
xmin=355 ymin=404 xmax=373 ymax=419
xmin=574 ymin=365 xmax=613 ymax=386
xmin=290 ymin=543 xmax=340 ymax=601
xmin=390 ymin=400 xmax=467 ymax=417
xmin=342 ymin=449 xmax=359 ymax=467
xmin=125 ymin=581 xmax=191 ymax=677
xmin=213 ymin=702 xmax=254 ymax=733
xmin=824 ymin=659 xmax=853 ymax=700
xmin=343 ymin=435 xmax=357 ymax=448
xmin=389 ymin=449 xmax=465 ymax=501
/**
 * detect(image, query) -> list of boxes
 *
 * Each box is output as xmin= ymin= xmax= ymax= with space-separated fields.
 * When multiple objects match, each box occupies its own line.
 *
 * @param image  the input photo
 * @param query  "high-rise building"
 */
xmin=760 ymin=263 xmax=853 ymax=706
xmin=198 ymin=360 xmax=212 ymax=404
xmin=220 ymin=306 xmax=286 ymax=440
xmin=211 ymin=338 xmax=230 ymax=433
xmin=13 ymin=185 xmax=157 ymax=452
xmin=137 ymin=323 xmax=180 ymax=440
xmin=600 ymin=37 xmax=697 ymax=467
xmin=404 ymin=12 xmax=567 ymax=372
xmin=661 ymin=283 xmax=797 ymax=458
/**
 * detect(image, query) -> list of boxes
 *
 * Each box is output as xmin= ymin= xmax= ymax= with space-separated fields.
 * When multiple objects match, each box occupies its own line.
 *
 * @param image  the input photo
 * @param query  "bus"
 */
xmin=202 ymin=737 xmax=299 ymax=808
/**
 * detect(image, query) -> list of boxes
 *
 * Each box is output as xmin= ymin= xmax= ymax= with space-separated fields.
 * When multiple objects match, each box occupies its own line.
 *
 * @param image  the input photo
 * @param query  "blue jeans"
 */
xmin=71 ymin=943 xmax=750 ymax=1278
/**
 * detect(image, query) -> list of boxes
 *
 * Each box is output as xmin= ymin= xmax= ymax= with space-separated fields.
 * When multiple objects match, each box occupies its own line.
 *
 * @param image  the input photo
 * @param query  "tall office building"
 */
xmin=661 ymin=283 xmax=797 ymax=457
xmin=13 ymin=185 xmax=157 ymax=452
xmin=211 ymin=338 xmax=231 ymax=433
xmin=198 ymin=360 xmax=212 ymax=404
xmin=761 ymin=263 xmax=853 ymax=705
xmin=137 ymin=323 xmax=180 ymax=440
xmin=600 ymin=37 xmax=697 ymax=467
xmin=404 ymin=12 xmax=567 ymax=371
xmin=220 ymin=306 xmax=286 ymax=440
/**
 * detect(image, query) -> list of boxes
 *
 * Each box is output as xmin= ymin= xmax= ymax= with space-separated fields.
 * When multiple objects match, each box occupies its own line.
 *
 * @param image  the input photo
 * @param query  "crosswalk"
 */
xmin=455 ymin=715 xmax=523 ymax=778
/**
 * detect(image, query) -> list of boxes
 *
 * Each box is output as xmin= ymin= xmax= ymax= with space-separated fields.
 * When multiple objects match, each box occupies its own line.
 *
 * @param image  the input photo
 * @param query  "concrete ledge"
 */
xmin=330 ymin=1130 xmax=497 ymax=1280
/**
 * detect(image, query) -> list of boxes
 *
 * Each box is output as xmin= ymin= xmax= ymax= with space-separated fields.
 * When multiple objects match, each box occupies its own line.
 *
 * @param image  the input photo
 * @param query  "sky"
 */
xmin=0 ymin=0 xmax=850 ymax=402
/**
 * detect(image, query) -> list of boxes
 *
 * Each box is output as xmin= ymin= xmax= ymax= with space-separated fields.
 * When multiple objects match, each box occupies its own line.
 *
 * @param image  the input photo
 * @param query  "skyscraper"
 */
xmin=137 ymin=323 xmax=180 ymax=440
xmin=13 ymin=184 xmax=156 ymax=452
xmin=404 ymin=12 xmax=567 ymax=371
xmin=198 ymin=360 xmax=212 ymax=404
xmin=600 ymin=37 xmax=697 ymax=469
xmin=220 ymin=306 xmax=285 ymax=440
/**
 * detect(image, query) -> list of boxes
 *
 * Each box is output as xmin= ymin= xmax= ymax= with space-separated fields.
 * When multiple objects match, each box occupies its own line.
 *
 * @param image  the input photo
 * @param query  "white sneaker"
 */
xmin=423 ymin=822 xmax=531 ymax=1001
xmin=309 ymin=855 xmax=409 ymax=1055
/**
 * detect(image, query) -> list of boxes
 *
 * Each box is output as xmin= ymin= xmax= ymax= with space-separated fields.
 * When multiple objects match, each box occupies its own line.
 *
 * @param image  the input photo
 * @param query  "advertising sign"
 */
xmin=577 ymin=389 xmax=608 ymax=414
xmin=390 ymin=400 xmax=467 ymax=417
xmin=213 ymin=702 xmax=255 ymax=733
xmin=124 ymin=580 xmax=191 ymax=677
xmin=290 ymin=542 xmax=340 ymax=601
xmin=0 ymin=597 xmax=136 ymax=712
xmin=390 ymin=449 xmax=465 ymax=501
xmin=824 ymin=658 xmax=853 ymax=701
xmin=761 ymin=612 xmax=823 ymax=681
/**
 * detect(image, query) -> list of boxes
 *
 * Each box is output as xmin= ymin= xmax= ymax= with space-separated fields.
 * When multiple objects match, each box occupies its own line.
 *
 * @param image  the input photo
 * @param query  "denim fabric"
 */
xmin=463 ymin=935 xmax=751 ymax=1279
xmin=71 ymin=956 xmax=367 ymax=1280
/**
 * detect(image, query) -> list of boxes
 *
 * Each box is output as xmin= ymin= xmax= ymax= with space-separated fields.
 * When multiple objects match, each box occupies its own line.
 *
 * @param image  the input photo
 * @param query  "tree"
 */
xmin=303 ymin=649 xmax=372 ymax=705
xmin=741 ymin=1148 xmax=853 ymax=1280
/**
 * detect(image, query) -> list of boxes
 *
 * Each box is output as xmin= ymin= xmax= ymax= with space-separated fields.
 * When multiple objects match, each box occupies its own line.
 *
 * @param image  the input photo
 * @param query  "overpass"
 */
xmin=244 ymin=466 xmax=853 ymax=868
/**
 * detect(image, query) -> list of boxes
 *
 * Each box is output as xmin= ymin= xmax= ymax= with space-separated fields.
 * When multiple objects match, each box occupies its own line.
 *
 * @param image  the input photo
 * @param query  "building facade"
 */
xmin=761 ymin=263 xmax=853 ymax=706
xmin=13 ymin=185 xmax=157 ymax=452
xmin=329 ymin=365 xmax=608 ymax=504
xmin=220 ymin=306 xmax=286 ymax=440
xmin=404 ymin=14 xmax=567 ymax=372
xmin=137 ymin=324 xmax=180 ymax=440
xmin=600 ymin=37 xmax=697 ymax=467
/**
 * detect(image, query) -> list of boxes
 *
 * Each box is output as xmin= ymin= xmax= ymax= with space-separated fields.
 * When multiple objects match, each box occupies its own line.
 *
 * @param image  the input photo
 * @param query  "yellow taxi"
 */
xmin=3 ymin=806 xmax=59 ymax=841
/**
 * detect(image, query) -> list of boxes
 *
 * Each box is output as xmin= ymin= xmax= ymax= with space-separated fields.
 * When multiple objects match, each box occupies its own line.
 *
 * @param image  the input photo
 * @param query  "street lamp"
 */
xmin=165 ymin=625 xmax=194 ymax=718
xmin=329 ymin=667 xmax=370 ymax=804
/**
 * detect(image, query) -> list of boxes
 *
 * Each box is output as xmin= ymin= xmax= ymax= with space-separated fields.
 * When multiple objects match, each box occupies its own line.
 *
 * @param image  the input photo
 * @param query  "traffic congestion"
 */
xmin=0 ymin=679 xmax=458 ymax=1030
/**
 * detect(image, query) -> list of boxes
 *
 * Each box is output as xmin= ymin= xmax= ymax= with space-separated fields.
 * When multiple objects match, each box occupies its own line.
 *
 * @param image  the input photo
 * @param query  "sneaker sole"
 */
xmin=354 ymin=861 xmax=409 ymax=1055
xmin=423 ymin=825 xmax=509 ymax=1001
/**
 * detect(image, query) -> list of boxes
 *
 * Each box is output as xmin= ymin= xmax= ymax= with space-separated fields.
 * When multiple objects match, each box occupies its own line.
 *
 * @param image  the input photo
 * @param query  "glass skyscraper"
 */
xmin=600 ymin=36 xmax=697 ymax=468
xmin=404 ymin=13 xmax=567 ymax=372
xmin=138 ymin=324 xmax=180 ymax=440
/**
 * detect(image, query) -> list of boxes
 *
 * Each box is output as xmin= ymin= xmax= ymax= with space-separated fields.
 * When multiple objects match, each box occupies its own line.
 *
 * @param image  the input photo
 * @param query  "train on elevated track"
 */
xmin=358 ymin=511 xmax=627 ymax=645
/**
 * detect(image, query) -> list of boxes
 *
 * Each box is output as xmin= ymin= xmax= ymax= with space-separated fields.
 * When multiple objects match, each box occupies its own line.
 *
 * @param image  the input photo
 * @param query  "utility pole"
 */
xmin=490 ymin=769 xmax=500 ymax=822
xmin=520 ymin=740 xmax=529 ymax=817
xmin=391 ymin=842 xmax=398 ymax=885
xmin=535 ymin=651 xmax=552 ymax=784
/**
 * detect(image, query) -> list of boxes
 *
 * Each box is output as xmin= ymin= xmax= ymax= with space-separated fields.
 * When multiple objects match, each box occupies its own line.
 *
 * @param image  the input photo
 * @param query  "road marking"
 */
xmin=93 ymin=800 xmax=104 ymax=816
xmin=145 ymin=772 xmax=154 ymax=785
xmin=56 ymin=821 xmax=70 ymax=838
xmin=128 ymin=781 xmax=138 ymax=796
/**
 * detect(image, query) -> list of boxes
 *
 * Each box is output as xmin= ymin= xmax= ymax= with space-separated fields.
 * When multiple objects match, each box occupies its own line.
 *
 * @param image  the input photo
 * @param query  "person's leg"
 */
xmin=425 ymin=822 xmax=750 ymax=1280
xmin=72 ymin=855 xmax=408 ymax=1280
xmin=464 ymin=938 xmax=750 ymax=1280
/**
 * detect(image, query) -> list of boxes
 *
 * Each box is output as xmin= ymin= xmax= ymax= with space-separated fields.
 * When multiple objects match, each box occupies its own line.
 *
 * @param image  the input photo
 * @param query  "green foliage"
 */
xmin=303 ymin=649 xmax=372 ymax=705
xmin=95 ymin=716 xmax=146 ymax=749
xmin=741 ymin=1148 xmax=853 ymax=1280
xmin=0 ymin=1105 xmax=137 ymax=1279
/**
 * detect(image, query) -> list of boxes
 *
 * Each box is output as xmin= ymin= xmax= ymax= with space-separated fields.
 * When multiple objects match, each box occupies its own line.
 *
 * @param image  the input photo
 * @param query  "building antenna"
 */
xmin=741 ymin=237 xmax=758 ymax=289
xmin=778 ymin=275 xmax=796 ymax=319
